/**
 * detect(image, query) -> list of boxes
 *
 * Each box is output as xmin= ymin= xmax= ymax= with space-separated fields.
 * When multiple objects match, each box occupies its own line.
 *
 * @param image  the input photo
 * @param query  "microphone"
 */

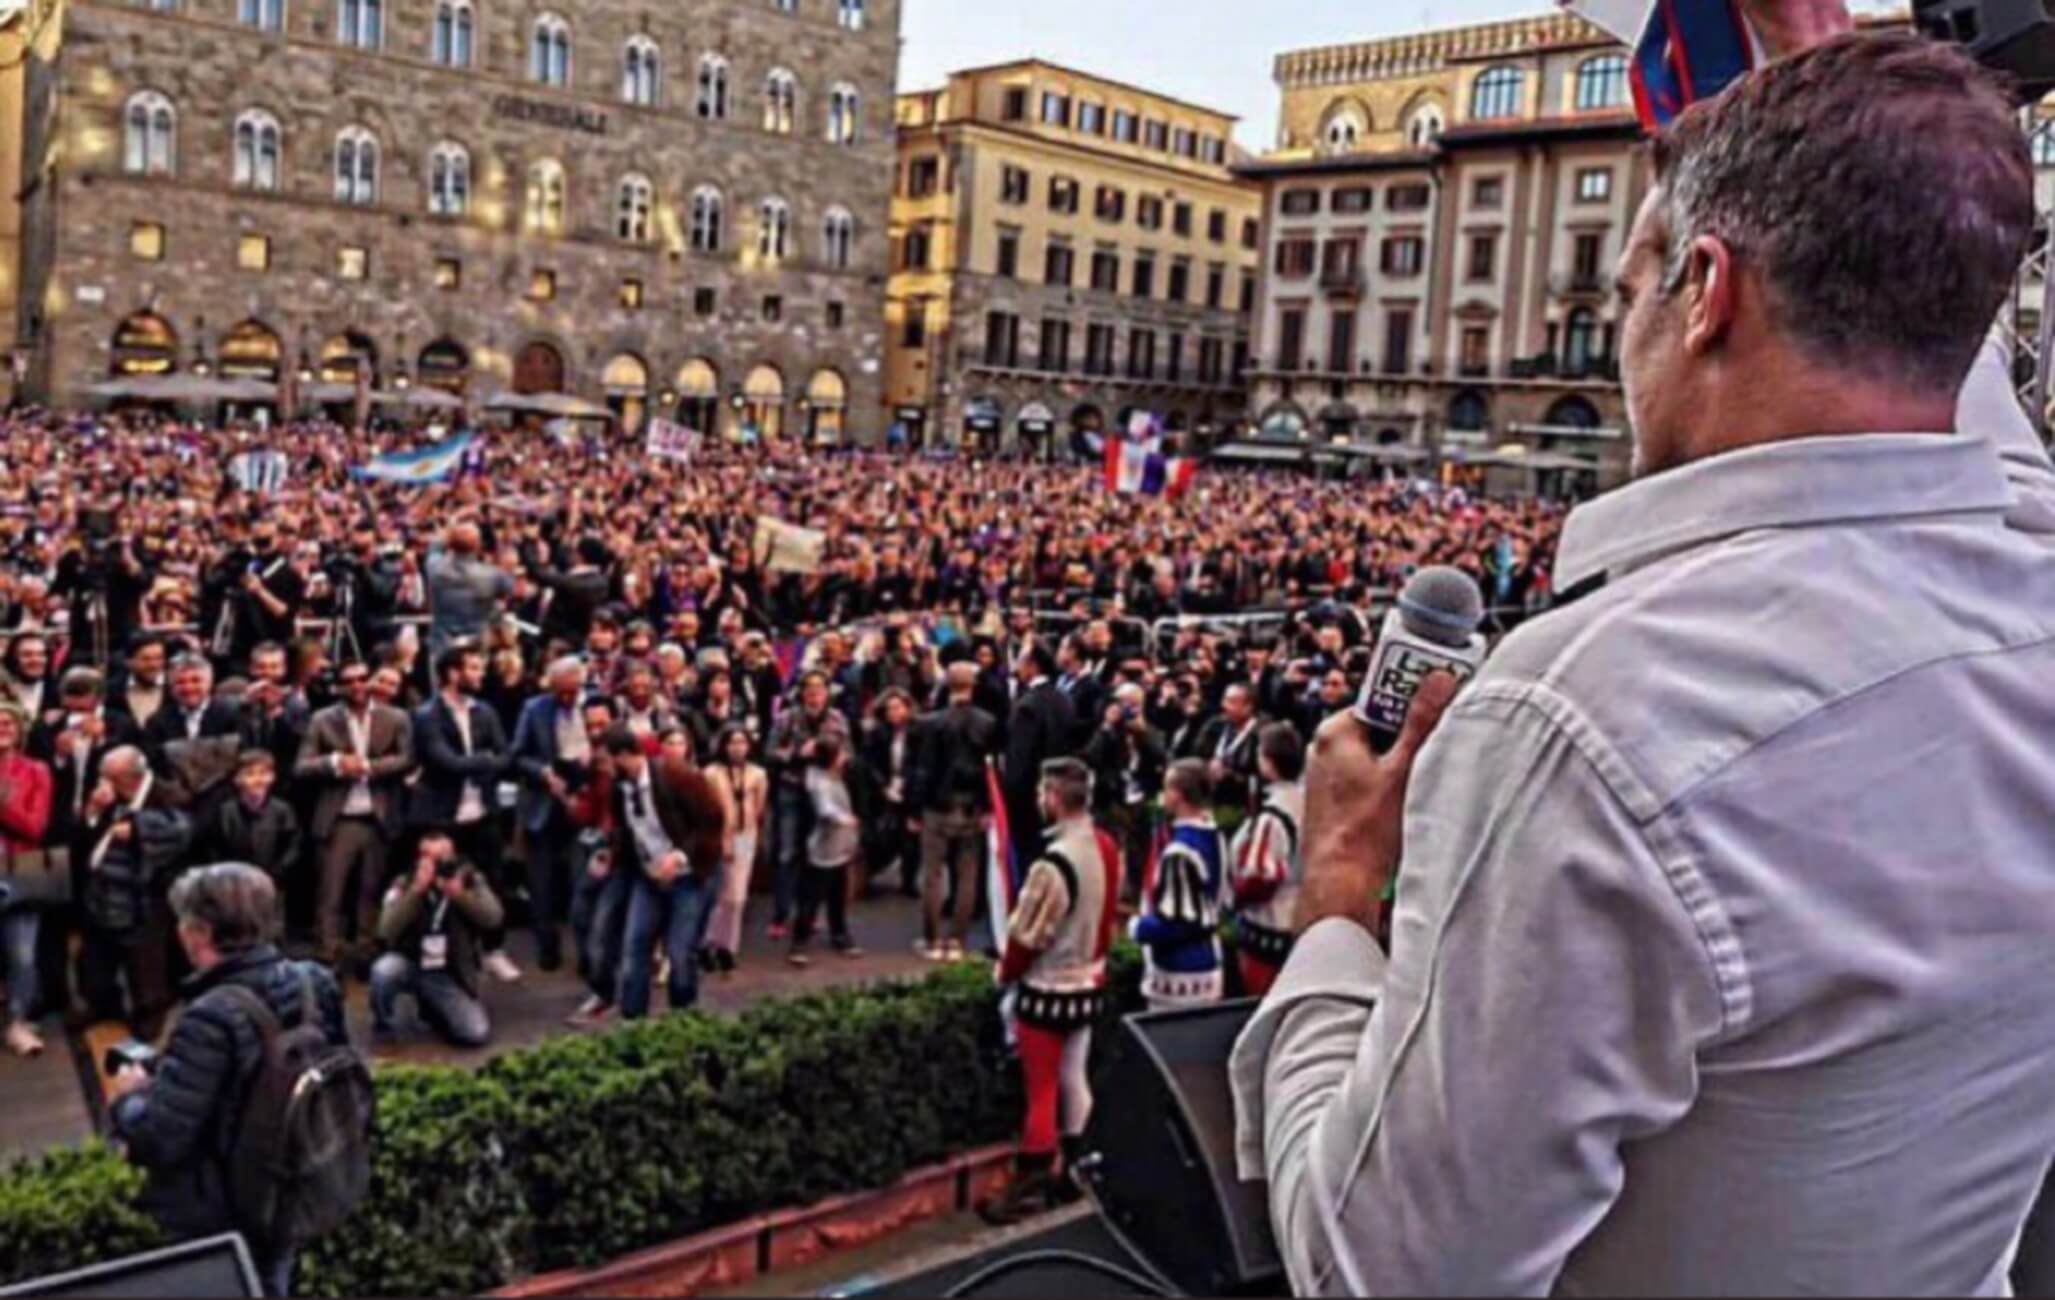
xmin=1354 ymin=566 xmax=1488 ymax=753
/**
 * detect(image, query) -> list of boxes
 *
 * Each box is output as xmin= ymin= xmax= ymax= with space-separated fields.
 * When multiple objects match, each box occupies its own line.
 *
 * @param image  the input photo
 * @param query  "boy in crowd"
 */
xmin=1132 ymin=758 xmax=1224 ymax=1011
xmin=791 ymin=737 xmax=861 ymax=966
xmin=1227 ymin=724 xmax=1305 ymax=998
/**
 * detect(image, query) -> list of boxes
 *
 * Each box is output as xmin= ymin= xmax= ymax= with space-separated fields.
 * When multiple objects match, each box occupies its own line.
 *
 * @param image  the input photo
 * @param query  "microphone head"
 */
xmin=1396 ymin=566 xmax=1485 ymax=648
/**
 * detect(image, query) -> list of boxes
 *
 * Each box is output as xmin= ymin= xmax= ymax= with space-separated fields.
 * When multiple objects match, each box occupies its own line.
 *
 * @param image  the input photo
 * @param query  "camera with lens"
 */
xmin=103 ymin=1039 xmax=160 ymax=1077
xmin=434 ymin=856 xmax=464 ymax=882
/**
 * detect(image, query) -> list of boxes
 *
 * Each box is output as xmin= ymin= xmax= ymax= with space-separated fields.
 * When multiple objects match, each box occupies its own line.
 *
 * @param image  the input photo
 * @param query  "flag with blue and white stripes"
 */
xmin=228 ymin=449 xmax=291 ymax=496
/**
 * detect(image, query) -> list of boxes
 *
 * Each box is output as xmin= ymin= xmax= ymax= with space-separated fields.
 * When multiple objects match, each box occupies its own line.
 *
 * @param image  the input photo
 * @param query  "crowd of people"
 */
xmin=0 ymin=406 xmax=1565 ymax=1057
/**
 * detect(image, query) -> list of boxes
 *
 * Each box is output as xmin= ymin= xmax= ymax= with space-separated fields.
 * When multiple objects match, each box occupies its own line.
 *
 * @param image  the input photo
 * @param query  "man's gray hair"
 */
xmin=1651 ymin=32 xmax=2032 ymax=397
xmin=546 ymin=655 xmax=587 ymax=685
xmin=1039 ymin=757 xmax=1093 ymax=815
xmin=170 ymin=652 xmax=213 ymax=682
xmin=101 ymin=745 xmax=147 ymax=780
xmin=169 ymin=862 xmax=278 ymax=952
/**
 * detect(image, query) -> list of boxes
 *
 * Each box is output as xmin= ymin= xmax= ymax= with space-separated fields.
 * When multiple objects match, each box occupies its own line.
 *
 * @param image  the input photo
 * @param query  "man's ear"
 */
xmin=1683 ymin=235 xmax=1738 ymax=356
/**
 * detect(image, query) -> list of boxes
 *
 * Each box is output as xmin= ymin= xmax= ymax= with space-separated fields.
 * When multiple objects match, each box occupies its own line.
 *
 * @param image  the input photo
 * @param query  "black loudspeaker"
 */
xmin=1913 ymin=0 xmax=2055 ymax=98
xmin=1079 ymin=1001 xmax=1282 ymax=1297
xmin=0 ymin=1234 xmax=263 ymax=1298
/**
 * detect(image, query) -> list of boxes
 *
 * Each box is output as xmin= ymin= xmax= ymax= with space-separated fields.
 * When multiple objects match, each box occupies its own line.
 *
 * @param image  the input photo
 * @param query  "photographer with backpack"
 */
xmin=106 ymin=862 xmax=370 ymax=1297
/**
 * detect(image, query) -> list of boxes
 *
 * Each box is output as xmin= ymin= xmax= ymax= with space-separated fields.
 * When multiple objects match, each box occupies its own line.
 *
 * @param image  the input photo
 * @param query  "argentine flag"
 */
xmin=352 ymin=433 xmax=476 ymax=485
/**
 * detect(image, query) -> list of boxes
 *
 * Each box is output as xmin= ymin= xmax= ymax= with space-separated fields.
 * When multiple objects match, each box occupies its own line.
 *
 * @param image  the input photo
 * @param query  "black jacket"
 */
xmin=27 ymin=708 xmax=143 ymax=846
xmin=909 ymin=702 xmax=998 ymax=815
xmin=141 ymin=699 xmax=245 ymax=769
xmin=1082 ymin=720 xmax=1168 ymax=816
xmin=1003 ymin=680 xmax=1076 ymax=838
xmin=409 ymin=695 xmax=510 ymax=827
xmin=199 ymin=796 xmax=302 ymax=883
xmin=110 ymin=945 xmax=348 ymax=1242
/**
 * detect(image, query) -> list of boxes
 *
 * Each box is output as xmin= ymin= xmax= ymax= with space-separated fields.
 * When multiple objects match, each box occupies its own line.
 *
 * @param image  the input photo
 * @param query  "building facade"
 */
xmin=886 ymin=61 xmax=1261 ymax=452
xmin=1246 ymin=11 xmax=1642 ymax=491
xmin=6 ymin=0 xmax=898 ymax=438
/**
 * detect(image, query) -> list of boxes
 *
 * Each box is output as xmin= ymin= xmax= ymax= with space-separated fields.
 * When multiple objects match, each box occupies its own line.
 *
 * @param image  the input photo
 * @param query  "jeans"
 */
xmin=770 ymin=785 xmax=812 ymax=927
xmin=569 ymin=863 xmax=633 ymax=1004
xmin=792 ymin=864 xmax=851 ymax=950
xmin=2 ymin=907 xmax=39 ymax=1023
xmin=920 ymin=811 xmax=983 ymax=947
xmin=619 ymin=875 xmax=709 ymax=1019
xmin=525 ymin=824 xmax=582 ymax=966
xmin=368 ymin=953 xmax=491 ymax=1047
xmin=258 ymin=1248 xmax=294 ymax=1299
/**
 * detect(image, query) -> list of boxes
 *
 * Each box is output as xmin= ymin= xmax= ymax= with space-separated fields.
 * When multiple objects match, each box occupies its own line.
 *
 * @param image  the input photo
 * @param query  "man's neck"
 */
xmin=347 ymin=702 xmax=371 ymax=720
xmin=442 ymin=687 xmax=469 ymax=711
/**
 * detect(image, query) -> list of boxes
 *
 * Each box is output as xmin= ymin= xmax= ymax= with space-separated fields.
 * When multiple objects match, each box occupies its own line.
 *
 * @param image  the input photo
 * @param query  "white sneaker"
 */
xmin=482 ymin=951 xmax=524 ymax=984
xmin=5 ymin=1022 xmax=44 ymax=1057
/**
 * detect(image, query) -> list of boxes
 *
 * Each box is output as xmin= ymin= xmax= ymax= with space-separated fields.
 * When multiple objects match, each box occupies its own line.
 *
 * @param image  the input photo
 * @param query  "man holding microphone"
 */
xmin=1234 ymin=9 xmax=2055 ymax=1296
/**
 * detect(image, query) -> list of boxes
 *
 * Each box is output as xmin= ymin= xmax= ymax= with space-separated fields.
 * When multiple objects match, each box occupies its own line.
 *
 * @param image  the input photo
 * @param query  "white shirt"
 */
xmin=340 ymin=708 xmax=375 ymax=818
xmin=1234 ymin=408 xmax=2055 ymax=1294
xmin=448 ymin=696 xmax=486 ymax=825
xmin=555 ymin=705 xmax=591 ymax=766
xmin=621 ymin=767 xmax=675 ymax=874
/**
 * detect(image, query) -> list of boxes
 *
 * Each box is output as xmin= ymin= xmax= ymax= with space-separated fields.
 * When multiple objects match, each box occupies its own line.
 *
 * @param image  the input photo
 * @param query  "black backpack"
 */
xmin=216 ymin=972 xmax=376 ymax=1252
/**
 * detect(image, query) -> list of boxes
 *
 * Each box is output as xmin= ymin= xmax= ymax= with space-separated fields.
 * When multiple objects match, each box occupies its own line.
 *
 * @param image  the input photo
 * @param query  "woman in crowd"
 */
xmin=860 ymin=688 xmax=920 ymax=900
xmin=702 ymin=725 xmax=766 ymax=974
xmin=0 ymin=701 xmax=54 ymax=1056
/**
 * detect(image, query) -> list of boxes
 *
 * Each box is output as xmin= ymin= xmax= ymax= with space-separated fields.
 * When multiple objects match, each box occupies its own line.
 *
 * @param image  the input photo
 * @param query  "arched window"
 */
xmin=759 ymin=196 xmax=791 ymax=261
xmin=338 ymin=0 xmax=380 ymax=47
xmin=617 ymin=172 xmax=652 ymax=242
xmin=232 ymin=109 xmax=280 ymax=190
xmin=237 ymin=0 xmax=282 ymax=32
xmin=1469 ymin=66 xmax=1523 ymax=121
xmin=1564 ymin=307 xmax=1600 ymax=372
xmin=428 ymin=140 xmax=470 ymax=215
xmin=697 ymin=54 xmax=729 ymax=119
xmin=825 ymin=83 xmax=859 ymax=145
xmin=622 ymin=36 xmax=659 ymax=105
xmin=1406 ymin=103 xmax=1444 ymax=148
xmin=1574 ymin=54 xmax=1628 ymax=112
xmin=822 ymin=205 xmax=854 ymax=269
xmin=333 ymin=125 xmax=378 ymax=204
xmin=123 ymin=91 xmax=176 ymax=176
xmin=763 ymin=68 xmax=796 ymax=134
xmin=530 ymin=13 xmax=570 ymax=87
xmin=526 ymin=158 xmax=565 ymax=233
xmin=432 ymin=0 xmax=472 ymax=66
xmin=838 ymin=0 xmax=863 ymax=30
xmin=2036 ymin=124 xmax=2055 ymax=168
xmin=1321 ymin=103 xmax=1364 ymax=154
xmin=690 ymin=185 xmax=723 ymax=252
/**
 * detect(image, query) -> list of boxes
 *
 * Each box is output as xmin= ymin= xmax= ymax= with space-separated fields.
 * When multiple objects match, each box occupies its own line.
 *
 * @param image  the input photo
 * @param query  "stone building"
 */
xmin=885 ymin=61 xmax=1261 ymax=452
xmin=1245 ymin=11 xmax=1641 ymax=492
xmin=3 ymin=0 xmax=898 ymax=438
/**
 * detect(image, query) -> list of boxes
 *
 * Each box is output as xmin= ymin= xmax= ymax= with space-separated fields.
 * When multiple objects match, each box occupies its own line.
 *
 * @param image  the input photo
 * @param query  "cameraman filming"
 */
xmin=106 ymin=862 xmax=349 ymax=1298
xmin=1233 ymin=20 xmax=2055 ymax=1297
xmin=369 ymin=827 xmax=503 ymax=1048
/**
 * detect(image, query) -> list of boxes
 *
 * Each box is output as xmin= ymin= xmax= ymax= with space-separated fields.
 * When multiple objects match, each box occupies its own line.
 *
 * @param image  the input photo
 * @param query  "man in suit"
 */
xmin=29 ymin=666 xmax=142 ymax=1020
xmin=294 ymin=660 xmax=414 ymax=972
xmin=1191 ymin=682 xmax=1262 ymax=838
xmin=412 ymin=644 xmax=518 ymax=983
xmin=141 ymin=653 xmax=243 ymax=773
xmin=75 ymin=745 xmax=192 ymax=1038
xmin=1003 ymin=642 xmax=1076 ymax=879
xmin=237 ymin=640 xmax=311 ymax=779
xmin=106 ymin=633 xmax=169 ymax=732
xmin=1054 ymin=635 xmax=1106 ymax=755
xmin=604 ymin=726 xmax=725 ymax=1019
xmin=508 ymin=656 xmax=594 ymax=972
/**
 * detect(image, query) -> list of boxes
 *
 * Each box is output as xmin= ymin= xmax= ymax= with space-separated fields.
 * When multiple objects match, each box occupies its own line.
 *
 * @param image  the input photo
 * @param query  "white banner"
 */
xmin=752 ymin=515 xmax=826 ymax=576
xmin=646 ymin=417 xmax=702 ymax=463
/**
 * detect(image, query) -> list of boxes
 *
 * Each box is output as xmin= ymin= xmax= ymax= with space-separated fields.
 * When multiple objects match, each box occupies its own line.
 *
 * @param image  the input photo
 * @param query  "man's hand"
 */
xmin=1739 ymin=0 xmax=1852 ymax=59
xmin=412 ymin=857 xmax=438 ymax=895
xmin=107 ymin=819 xmax=133 ymax=844
xmin=587 ymin=849 xmax=612 ymax=880
xmin=656 ymin=850 xmax=688 ymax=884
xmin=544 ymin=770 xmax=570 ymax=802
xmin=86 ymin=782 xmax=117 ymax=819
xmin=1293 ymin=673 xmax=1459 ymax=936
xmin=107 ymin=1063 xmax=151 ymax=1102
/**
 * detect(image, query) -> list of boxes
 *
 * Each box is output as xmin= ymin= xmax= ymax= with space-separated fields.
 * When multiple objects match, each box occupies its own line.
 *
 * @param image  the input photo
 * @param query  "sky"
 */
xmin=897 ymin=0 xmax=1563 ymax=152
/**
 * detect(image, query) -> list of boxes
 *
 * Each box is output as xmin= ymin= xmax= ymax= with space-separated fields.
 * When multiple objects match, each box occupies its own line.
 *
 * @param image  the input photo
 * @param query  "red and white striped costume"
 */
xmin=998 ymin=816 xmax=1118 ymax=1156
xmin=1229 ymin=781 xmax=1304 ymax=997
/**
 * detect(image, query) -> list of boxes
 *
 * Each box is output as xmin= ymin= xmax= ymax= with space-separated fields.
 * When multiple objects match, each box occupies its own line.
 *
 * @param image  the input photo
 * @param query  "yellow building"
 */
xmin=887 ymin=60 xmax=1262 ymax=451
xmin=0 ymin=0 xmax=55 ymax=407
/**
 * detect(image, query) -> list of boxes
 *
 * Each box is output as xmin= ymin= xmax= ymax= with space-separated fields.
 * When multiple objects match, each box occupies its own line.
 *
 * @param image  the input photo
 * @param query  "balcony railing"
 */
xmin=1549 ymin=270 xmax=1609 ymax=298
xmin=1319 ymin=264 xmax=1365 ymax=295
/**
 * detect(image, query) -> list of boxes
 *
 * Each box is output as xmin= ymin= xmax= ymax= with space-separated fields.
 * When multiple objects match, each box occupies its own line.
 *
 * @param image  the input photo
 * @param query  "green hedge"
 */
xmin=0 ymin=954 xmax=1156 ymax=1297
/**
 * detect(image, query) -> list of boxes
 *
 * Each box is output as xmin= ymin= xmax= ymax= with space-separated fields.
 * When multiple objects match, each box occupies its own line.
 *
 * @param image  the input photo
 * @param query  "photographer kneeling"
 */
xmin=370 ymin=826 xmax=503 ymax=1048
xmin=106 ymin=862 xmax=352 ymax=1298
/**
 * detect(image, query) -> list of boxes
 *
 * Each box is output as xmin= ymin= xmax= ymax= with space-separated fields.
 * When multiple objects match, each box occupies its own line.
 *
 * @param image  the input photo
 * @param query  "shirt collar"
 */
xmin=1556 ymin=434 xmax=2017 ymax=592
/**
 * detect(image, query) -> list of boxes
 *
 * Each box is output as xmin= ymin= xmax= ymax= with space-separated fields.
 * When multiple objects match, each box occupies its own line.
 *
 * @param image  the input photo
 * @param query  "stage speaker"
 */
xmin=1913 ymin=0 xmax=2055 ymax=98
xmin=0 ymin=1233 xmax=262 ymax=1298
xmin=1079 ymin=1000 xmax=1282 ymax=1297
